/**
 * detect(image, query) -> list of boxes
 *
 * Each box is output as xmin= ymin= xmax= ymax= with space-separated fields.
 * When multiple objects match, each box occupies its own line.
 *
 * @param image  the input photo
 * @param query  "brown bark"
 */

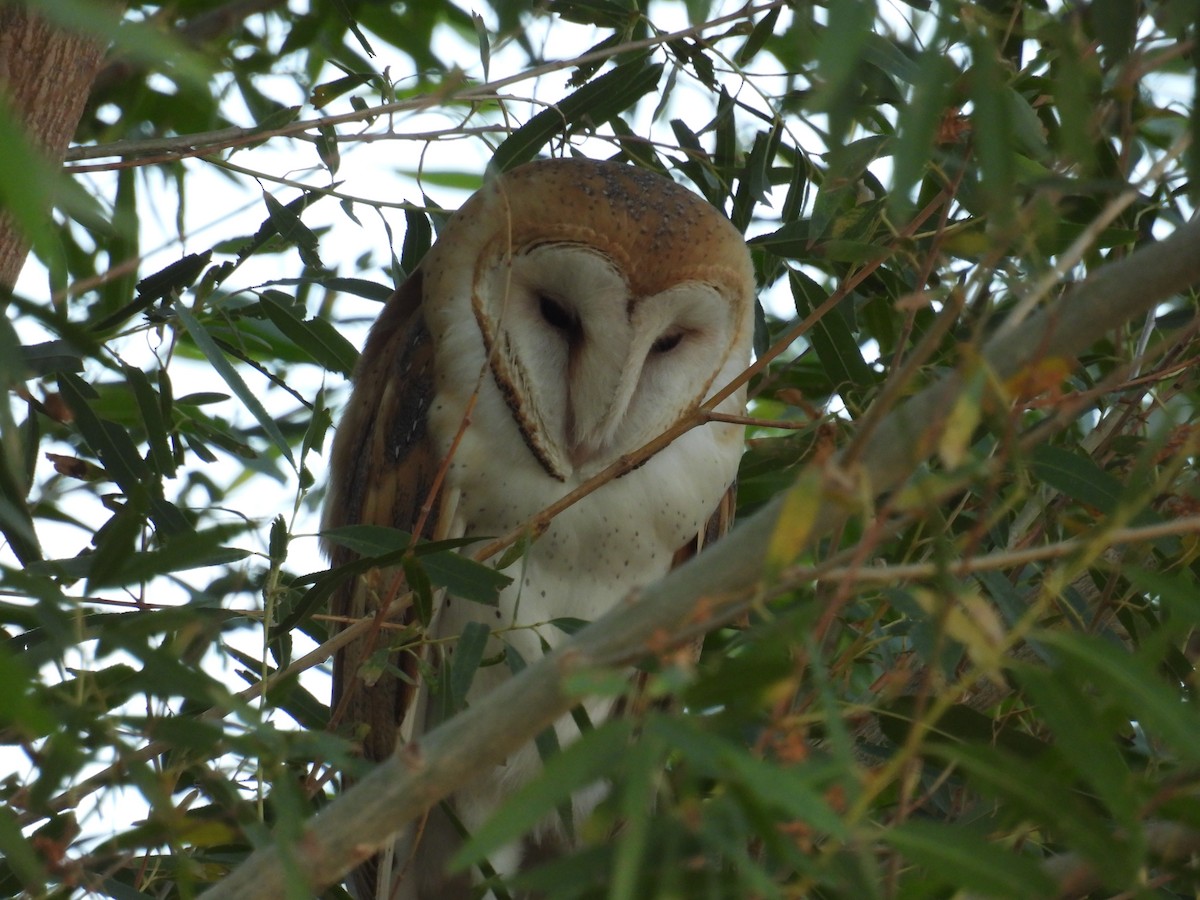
xmin=0 ymin=4 xmax=113 ymax=288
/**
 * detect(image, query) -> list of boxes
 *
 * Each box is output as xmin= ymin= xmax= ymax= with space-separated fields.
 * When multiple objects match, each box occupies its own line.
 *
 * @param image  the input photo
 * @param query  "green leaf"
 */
xmin=0 ymin=805 xmax=45 ymax=894
xmin=489 ymin=57 xmax=663 ymax=173
xmin=1093 ymin=0 xmax=1137 ymax=63
xmin=172 ymin=300 xmax=296 ymax=467
xmin=1035 ymin=630 xmax=1200 ymax=763
xmin=91 ymin=251 xmax=212 ymax=333
xmin=813 ymin=0 xmax=875 ymax=140
xmin=99 ymin=166 xmax=139 ymax=322
xmin=884 ymin=820 xmax=1057 ymax=899
xmin=123 ymin=364 xmax=175 ymax=477
xmin=310 ymin=73 xmax=374 ymax=109
xmin=448 ymin=620 xmax=490 ymax=710
xmin=263 ymin=191 xmax=323 ymax=270
xmin=0 ymin=645 xmax=53 ymax=739
xmin=283 ymin=529 xmax=506 ymax=635
xmin=452 ymin=720 xmax=632 ymax=870
xmin=608 ymin=733 xmax=663 ymax=900
xmin=736 ymin=7 xmax=780 ymax=65
xmin=319 ymin=525 xmax=480 ymax=559
xmin=1029 ymin=445 xmax=1123 ymax=513
xmin=1013 ymin=663 xmax=1137 ymax=823
xmin=58 ymin=373 xmax=151 ymax=493
xmin=258 ymin=294 xmax=359 ymax=376
xmin=403 ymin=555 xmax=434 ymax=627
xmin=401 ymin=208 xmax=433 ymax=275
xmin=321 ymin=524 xmax=412 ymax=556
xmin=790 ymin=271 xmax=875 ymax=407
xmin=891 ymin=51 xmax=956 ymax=221
xmin=320 ymin=276 xmax=394 ymax=302
xmin=552 ymin=0 xmax=635 ymax=28
xmin=421 ymin=551 xmax=508 ymax=607
xmin=967 ymin=32 xmax=1014 ymax=221
xmin=749 ymin=219 xmax=813 ymax=258
xmin=936 ymin=742 xmax=1138 ymax=881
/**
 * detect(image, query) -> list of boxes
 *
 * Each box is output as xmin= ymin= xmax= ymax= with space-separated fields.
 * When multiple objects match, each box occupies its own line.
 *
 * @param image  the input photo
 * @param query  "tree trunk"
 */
xmin=0 ymin=4 xmax=112 ymax=288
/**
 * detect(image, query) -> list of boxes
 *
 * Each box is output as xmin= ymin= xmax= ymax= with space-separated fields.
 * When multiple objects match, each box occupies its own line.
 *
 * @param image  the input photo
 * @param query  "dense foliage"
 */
xmin=1 ymin=0 xmax=1198 ymax=897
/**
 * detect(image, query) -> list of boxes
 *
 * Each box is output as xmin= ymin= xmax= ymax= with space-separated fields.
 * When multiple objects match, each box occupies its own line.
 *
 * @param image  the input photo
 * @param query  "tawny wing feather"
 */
xmin=326 ymin=269 xmax=441 ymax=766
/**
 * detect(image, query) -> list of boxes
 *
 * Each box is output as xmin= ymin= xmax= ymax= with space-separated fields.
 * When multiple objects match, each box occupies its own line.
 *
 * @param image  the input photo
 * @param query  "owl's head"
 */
xmin=422 ymin=158 xmax=756 ymax=481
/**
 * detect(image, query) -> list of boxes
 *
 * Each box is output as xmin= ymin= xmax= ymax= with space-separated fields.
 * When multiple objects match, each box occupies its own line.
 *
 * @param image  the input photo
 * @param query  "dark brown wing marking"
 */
xmin=325 ymin=268 xmax=441 ymax=766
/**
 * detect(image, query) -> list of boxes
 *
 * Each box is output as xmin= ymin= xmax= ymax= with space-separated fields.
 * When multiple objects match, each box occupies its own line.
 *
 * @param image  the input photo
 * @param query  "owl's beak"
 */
xmin=568 ymin=437 xmax=602 ymax=468
xmin=563 ymin=360 xmax=639 ymax=472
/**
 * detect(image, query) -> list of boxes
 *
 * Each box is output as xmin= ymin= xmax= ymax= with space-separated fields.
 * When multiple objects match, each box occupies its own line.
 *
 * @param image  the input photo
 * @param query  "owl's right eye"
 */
xmin=538 ymin=293 xmax=580 ymax=339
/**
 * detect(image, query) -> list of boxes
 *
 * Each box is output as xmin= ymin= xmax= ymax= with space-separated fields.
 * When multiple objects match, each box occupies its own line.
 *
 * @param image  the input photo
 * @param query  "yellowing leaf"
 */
xmin=766 ymin=468 xmax=823 ymax=571
xmin=1006 ymin=356 xmax=1072 ymax=403
xmin=912 ymin=587 xmax=1007 ymax=680
xmin=179 ymin=819 xmax=240 ymax=848
xmin=938 ymin=368 xmax=986 ymax=469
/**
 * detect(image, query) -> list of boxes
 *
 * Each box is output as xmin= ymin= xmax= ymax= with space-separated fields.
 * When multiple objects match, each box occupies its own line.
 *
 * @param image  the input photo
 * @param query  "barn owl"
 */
xmin=324 ymin=157 xmax=755 ymax=899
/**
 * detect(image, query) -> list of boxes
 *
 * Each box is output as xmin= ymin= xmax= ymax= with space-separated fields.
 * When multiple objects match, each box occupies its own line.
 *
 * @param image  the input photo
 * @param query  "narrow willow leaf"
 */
xmin=320 ymin=276 xmax=394 ymax=302
xmin=310 ymin=73 xmax=373 ymax=109
xmin=938 ymin=743 xmax=1138 ymax=882
xmin=0 ymin=645 xmax=53 ymax=739
xmin=259 ymin=294 xmax=358 ymax=376
xmin=552 ymin=0 xmax=634 ymax=28
xmin=172 ymin=301 xmax=296 ymax=467
xmin=891 ymin=51 xmax=956 ymax=221
xmin=1036 ymin=630 xmax=1200 ymax=763
xmin=938 ymin=365 xmax=985 ymax=468
xmin=1029 ymin=445 xmax=1122 ymax=513
xmin=401 ymin=208 xmax=432 ymax=274
xmin=123 ymin=364 xmax=174 ymax=477
xmin=748 ymin=218 xmax=813 ymax=258
xmin=505 ymin=641 xmax=568 ymax=817
xmin=403 ymin=555 xmax=434 ymax=627
xmin=790 ymin=271 xmax=875 ymax=407
xmin=1014 ymin=663 xmax=1137 ymax=823
xmin=57 ymin=373 xmax=152 ymax=493
xmin=315 ymin=123 xmax=339 ymax=175
xmin=448 ymin=620 xmax=490 ymax=710
xmin=489 ymin=57 xmax=663 ymax=173
xmin=884 ymin=820 xmax=1057 ymax=898
xmin=813 ymin=0 xmax=875 ymax=139
xmin=765 ymin=467 xmax=822 ymax=571
xmin=1093 ymin=0 xmax=1137 ymax=63
xmin=472 ymin=11 xmax=490 ymax=80
xmin=451 ymin=720 xmax=632 ymax=869
xmin=99 ymin=166 xmax=139 ymax=322
xmin=0 ymin=805 xmax=45 ymax=894
xmin=968 ymin=32 xmax=1015 ymax=222
xmin=735 ymin=6 xmax=780 ymax=65
xmin=609 ymin=735 xmax=663 ymax=900
xmin=91 ymin=251 xmax=212 ymax=334
xmin=321 ymin=524 xmax=413 ymax=556
xmin=421 ymin=551 xmax=508 ymax=606
xmin=262 ymin=190 xmax=322 ymax=269
xmin=723 ymin=751 xmax=847 ymax=838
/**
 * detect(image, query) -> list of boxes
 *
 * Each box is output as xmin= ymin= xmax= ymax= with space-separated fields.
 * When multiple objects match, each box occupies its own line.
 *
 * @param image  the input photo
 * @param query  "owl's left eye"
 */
xmin=538 ymin=293 xmax=580 ymax=339
xmin=650 ymin=330 xmax=685 ymax=354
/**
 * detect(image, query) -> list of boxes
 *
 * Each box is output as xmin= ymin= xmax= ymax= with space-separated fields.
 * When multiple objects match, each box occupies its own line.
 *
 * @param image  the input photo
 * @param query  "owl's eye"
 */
xmin=650 ymin=330 xmax=685 ymax=354
xmin=538 ymin=293 xmax=580 ymax=339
